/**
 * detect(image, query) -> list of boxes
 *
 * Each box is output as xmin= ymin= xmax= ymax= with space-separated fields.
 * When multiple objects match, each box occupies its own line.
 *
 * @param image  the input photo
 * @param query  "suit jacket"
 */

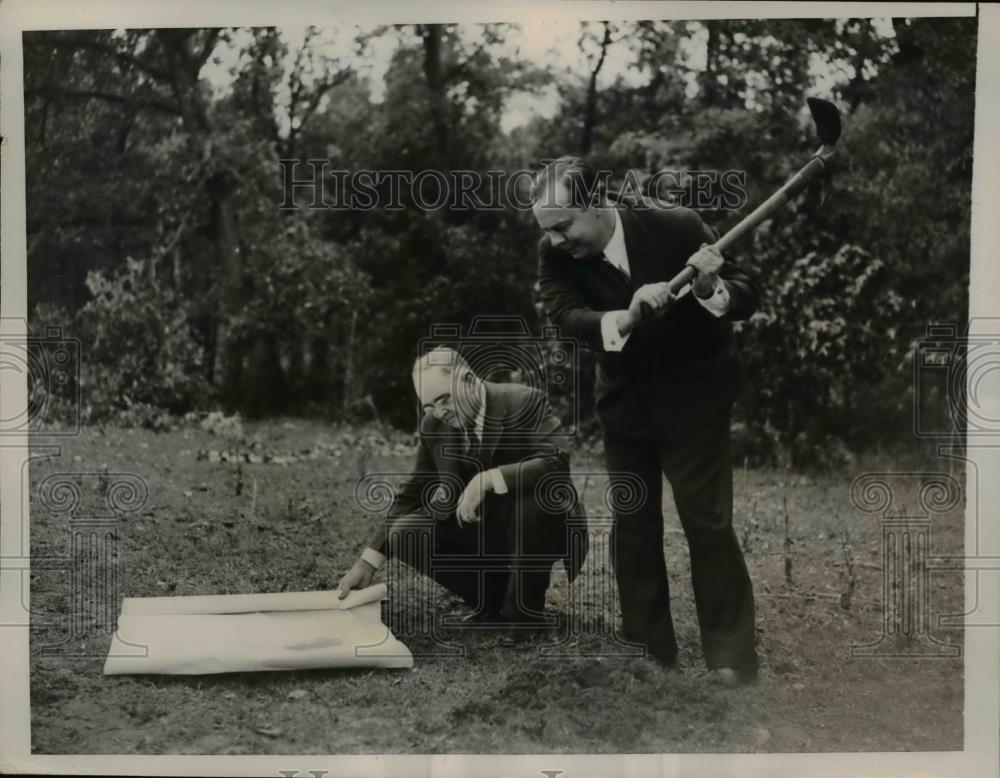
xmin=537 ymin=204 xmax=759 ymax=438
xmin=368 ymin=381 xmax=588 ymax=581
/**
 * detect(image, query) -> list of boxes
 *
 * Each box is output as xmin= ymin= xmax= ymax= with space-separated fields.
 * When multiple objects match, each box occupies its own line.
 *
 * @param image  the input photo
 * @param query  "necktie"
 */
xmin=603 ymin=251 xmax=630 ymax=281
xmin=467 ymin=428 xmax=483 ymax=467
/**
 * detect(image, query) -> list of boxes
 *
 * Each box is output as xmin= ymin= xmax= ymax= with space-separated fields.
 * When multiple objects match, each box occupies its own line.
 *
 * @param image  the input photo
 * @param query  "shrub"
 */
xmin=737 ymin=243 xmax=906 ymax=466
xmin=77 ymin=257 xmax=212 ymax=423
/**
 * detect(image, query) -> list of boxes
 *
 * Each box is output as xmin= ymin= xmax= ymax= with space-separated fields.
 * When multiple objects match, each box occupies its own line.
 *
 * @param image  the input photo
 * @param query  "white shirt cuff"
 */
xmin=695 ymin=278 xmax=730 ymax=317
xmin=487 ymin=467 xmax=508 ymax=495
xmin=601 ymin=311 xmax=631 ymax=352
xmin=360 ymin=547 xmax=386 ymax=570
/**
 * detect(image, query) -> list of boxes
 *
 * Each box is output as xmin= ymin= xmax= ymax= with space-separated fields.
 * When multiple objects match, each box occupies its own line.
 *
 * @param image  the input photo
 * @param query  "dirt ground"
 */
xmin=28 ymin=420 xmax=965 ymax=754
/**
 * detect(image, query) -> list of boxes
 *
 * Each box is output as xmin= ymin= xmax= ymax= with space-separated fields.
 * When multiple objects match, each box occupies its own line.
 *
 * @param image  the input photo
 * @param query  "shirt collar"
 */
xmin=473 ymin=381 xmax=487 ymax=440
xmin=601 ymin=207 xmax=629 ymax=274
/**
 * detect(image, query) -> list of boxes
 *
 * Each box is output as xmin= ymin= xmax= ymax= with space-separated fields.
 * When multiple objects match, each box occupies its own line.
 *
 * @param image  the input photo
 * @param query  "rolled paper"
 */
xmin=103 ymin=583 xmax=413 ymax=675
xmin=119 ymin=582 xmax=388 ymax=616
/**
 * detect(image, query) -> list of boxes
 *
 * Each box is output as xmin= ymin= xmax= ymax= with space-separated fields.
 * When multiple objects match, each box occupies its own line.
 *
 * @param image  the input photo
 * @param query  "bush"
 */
xmin=737 ymin=243 xmax=906 ymax=466
xmin=77 ymin=257 xmax=212 ymax=423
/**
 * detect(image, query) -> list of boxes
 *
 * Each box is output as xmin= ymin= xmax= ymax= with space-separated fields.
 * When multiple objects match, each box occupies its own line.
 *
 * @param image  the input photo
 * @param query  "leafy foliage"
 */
xmin=23 ymin=18 xmax=976 ymax=464
xmin=78 ymin=258 xmax=211 ymax=422
xmin=737 ymin=243 xmax=905 ymax=465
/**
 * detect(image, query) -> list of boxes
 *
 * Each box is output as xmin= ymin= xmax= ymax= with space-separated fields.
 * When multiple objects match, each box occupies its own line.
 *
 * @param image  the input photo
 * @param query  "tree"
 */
xmin=25 ymin=27 xmax=371 ymax=417
xmin=580 ymin=22 xmax=615 ymax=154
xmin=23 ymin=18 xmax=976 ymax=461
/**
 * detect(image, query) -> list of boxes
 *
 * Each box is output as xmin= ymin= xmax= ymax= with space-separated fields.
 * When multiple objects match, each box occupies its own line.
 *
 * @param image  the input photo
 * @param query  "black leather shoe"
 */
xmin=498 ymin=610 xmax=548 ymax=627
xmin=496 ymin=625 xmax=550 ymax=647
xmin=461 ymin=609 xmax=503 ymax=624
xmin=709 ymin=666 xmax=758 ymax=687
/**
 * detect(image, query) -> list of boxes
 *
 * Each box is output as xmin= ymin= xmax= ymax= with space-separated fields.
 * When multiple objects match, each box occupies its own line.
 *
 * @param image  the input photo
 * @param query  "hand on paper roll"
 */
xmin=337 ymin=558 xmax=376 ymax=599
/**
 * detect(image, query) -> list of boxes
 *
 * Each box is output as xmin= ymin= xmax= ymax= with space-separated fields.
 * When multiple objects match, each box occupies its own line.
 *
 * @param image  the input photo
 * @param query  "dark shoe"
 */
xmin=461 ymin=609 xmax=503 ymax=625
xmin=652 ymin=658 xmax=680 ymax=673
xmin=647 ymin=648 xmax=679 ymax=669
xmin=496 ymin=625 xmax=550 ymax=648
xmin=498 ymin=610 xmax=548 ymax=627
xmin=494 ymin=609 xmax=552 ymax=647
xmin=709 ymin=666 xmax=758 ymax=688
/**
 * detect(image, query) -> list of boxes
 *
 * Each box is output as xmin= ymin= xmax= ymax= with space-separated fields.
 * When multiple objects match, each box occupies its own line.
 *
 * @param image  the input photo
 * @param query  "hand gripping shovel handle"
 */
xmin=639 ymin=97 xmax=841 ymax=321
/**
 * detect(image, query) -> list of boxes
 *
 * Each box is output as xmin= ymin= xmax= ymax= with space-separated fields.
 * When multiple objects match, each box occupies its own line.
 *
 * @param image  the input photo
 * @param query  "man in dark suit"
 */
xmin=338 ymin=347 xmax=587 ymax=624
xmin=532 ymin=156 xmax=759 ymax=685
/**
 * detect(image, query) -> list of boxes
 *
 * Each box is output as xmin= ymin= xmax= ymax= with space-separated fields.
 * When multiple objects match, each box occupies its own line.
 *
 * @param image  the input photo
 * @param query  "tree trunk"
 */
xmin=846 ymin=19 xmax=874 ymax=114
xmin=308 ymin=334 xmax=331 ymax=408
xmin=702 ymin=21 xmax=720 ymax=106
xmin=202 ymin=314 xmax=218 ymax=385
xmin=161 ymin=30 xmax=250 ymax=404
xmin=206 ymin=177 xmax=247 ymax=401
xmin=581 ymin=23 xmax=612 ymax=155
xmin=420 ymin=25 xmax=451 ymax=166
xmin=341 ymin=309 xmax=358 ymax=418
xmin=245 ymin=332 xmax=287 ymax=417
xmin=286 ymin=336 xmax=304 ymax=403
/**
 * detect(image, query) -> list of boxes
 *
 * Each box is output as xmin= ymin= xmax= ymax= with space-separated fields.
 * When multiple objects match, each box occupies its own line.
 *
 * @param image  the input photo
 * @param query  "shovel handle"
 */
xmin=638 ymin=265 xmax=698 ymax=320
xmin=639 ymin=146 xmax=837 ymax=322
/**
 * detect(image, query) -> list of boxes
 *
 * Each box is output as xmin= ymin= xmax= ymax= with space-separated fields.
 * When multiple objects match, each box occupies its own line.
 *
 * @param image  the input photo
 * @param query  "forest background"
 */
xmin=22 ymin=17 xmax=977 ymax=465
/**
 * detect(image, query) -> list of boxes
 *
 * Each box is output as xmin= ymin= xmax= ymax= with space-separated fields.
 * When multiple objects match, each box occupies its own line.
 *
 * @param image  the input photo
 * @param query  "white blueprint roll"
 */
xmin=103 ymin=583 xmax=413 ymax=675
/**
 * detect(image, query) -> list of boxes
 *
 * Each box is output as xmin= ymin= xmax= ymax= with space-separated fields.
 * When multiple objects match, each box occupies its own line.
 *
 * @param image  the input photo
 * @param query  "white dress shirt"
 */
xmin=599 ymin=208 xmax=732 ymax=352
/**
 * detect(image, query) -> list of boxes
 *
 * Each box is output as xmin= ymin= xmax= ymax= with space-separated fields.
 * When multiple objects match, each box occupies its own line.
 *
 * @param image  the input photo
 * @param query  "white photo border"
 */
xmin=1 ymin=1 xmax=995 ymax=776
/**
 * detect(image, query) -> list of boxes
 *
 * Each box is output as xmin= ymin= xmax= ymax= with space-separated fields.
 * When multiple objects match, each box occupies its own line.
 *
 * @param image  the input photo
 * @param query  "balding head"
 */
xmin=412 ymin=347 xmax=481 ymax=429
xmin=531 ymin=156 xmax=614 ymax=260
xmin=530 ymin=156 xmax=603 ymax=209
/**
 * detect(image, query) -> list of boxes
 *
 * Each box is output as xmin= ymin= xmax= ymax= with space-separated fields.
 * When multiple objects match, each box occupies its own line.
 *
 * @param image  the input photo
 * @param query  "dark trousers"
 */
xmin=386 ymin=492 xmax=564 ymax=619
xmin=604 ymin=414 xmax=758 ymax=672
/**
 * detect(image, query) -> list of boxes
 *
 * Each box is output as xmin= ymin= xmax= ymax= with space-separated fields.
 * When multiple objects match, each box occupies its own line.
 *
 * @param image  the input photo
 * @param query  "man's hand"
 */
xmin=456 ymin=472 xmax=491 ymax=526
xmin=624 ymin=282 xmax=676 ymax=327
xmin=687 ymin=243 xmax=724 ymax=298
xmin=337 ymin=558 xmax=376 ymax=599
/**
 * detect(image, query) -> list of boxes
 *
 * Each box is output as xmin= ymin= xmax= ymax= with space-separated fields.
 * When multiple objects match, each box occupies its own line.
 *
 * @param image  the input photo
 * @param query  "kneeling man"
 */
xmin=338 ymin=347 xmax=587 ymax=623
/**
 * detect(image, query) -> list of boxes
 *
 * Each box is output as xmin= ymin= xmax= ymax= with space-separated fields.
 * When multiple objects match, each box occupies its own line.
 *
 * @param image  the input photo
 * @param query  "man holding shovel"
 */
xmin=531 ymin=100 xmax=838 ymax=684
xmin=532 ymin=156 xmax=760 ymax=685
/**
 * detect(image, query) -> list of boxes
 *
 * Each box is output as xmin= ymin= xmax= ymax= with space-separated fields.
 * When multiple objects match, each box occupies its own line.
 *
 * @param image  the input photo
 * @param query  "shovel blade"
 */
xmin=807 ymin=97 xmax=842 ymax=145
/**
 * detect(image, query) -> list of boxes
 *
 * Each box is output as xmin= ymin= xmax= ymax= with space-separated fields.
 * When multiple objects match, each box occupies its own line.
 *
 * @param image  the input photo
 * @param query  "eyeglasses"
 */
xmin=421 ymin=393 xmax=452 ymax=417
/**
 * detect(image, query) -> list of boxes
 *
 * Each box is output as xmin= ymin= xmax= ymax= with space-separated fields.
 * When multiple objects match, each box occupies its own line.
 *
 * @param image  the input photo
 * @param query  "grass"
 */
xmin=28 ymin=419 xmax=965 ymax=754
